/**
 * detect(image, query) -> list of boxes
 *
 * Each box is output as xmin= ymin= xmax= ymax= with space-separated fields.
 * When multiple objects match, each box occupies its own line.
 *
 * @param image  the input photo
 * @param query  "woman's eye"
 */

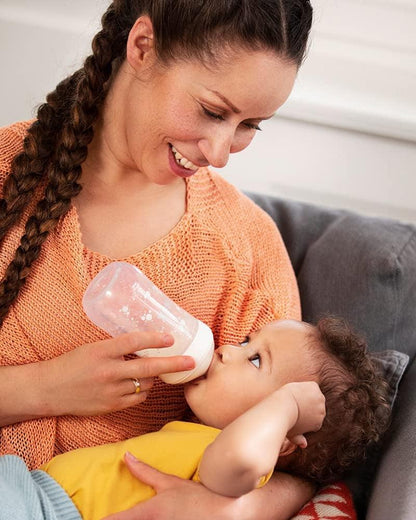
xmin=202 ymin=106 xmax=224 ymax=121
xmin=202 ymin=105 xmax=261 ymax=131
xmin=243 ymin=122 xmax=262 ymax=131
xmin=249 ymin=354 xmax=261 ymax=368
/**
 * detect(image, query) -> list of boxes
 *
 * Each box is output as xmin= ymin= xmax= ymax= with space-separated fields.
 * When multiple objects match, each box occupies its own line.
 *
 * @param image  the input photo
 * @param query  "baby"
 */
xmin=0 ymin=317 xmax=391 ymax=520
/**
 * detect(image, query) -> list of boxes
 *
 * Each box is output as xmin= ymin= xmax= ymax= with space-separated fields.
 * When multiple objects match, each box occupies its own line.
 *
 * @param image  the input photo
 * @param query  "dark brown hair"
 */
xmin=282 ymin=317 xmax=392 ymax=485
xmin=0 ymin=0 xmax=313 ymax=325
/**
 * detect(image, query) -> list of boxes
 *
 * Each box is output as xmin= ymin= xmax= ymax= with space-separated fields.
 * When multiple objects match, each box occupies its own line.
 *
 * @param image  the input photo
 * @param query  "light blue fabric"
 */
xmin=0 ymin=455 xmax=81 ymax=520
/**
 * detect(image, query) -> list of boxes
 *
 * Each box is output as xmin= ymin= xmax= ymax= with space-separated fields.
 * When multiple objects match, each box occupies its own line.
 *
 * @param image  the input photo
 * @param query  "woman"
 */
xmin=0 ymin=1 xmax=314 ymax=518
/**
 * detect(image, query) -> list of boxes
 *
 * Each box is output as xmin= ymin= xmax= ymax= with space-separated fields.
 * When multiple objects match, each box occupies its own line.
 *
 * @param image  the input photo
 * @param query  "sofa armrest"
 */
xmin=367 ymin=359 xmax=416 ymax=520
xmin=246 ymin=192 xmax=416 ymax=519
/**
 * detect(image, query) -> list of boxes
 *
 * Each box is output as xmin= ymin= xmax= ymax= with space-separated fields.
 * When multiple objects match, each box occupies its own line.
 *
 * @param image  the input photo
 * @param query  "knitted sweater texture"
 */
xmin=0 ymin=121 xmax=300 ymax=470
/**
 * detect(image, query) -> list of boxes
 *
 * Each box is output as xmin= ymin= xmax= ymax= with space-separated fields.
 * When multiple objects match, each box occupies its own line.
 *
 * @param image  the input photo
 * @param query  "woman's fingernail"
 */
xmin=184 ymin=356 xmax=195 ymax=369
xmin=125 ymin=451 xmax=138 ymax=463
xmin=163 ymin=334 xmax=174 ymax=345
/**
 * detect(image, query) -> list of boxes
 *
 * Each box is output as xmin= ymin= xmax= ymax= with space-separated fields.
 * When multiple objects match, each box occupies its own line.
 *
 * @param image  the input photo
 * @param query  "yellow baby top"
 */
xmin=40 ymin=421 xmax=272 ymax=520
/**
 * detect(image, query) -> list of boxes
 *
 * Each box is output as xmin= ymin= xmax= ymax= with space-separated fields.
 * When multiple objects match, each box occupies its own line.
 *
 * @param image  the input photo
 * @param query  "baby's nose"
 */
xmin=216 ymin=344 xmax=242 ymax=364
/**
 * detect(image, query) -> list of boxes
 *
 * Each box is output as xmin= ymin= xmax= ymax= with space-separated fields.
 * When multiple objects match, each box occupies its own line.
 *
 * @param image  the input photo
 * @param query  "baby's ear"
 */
xmin=279 ymin=438 xmax=302 ymax=457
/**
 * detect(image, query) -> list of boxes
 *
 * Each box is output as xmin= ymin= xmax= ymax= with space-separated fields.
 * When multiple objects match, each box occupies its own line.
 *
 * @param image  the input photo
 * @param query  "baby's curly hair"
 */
xmin=283 ymin=316 xmax=392 ymax=485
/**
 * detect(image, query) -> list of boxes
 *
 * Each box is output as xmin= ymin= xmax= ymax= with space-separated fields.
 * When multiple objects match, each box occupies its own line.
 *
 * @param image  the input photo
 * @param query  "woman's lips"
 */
xmin=168 ymin=145 xmax=197 ymax=178
xmin=171 ymin=145 xmax=199 ymax=171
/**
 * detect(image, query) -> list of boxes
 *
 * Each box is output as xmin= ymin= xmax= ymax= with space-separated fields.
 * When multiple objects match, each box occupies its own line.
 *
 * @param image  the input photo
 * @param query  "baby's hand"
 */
xmin=283 ymin=381 xmax=326 ymax=445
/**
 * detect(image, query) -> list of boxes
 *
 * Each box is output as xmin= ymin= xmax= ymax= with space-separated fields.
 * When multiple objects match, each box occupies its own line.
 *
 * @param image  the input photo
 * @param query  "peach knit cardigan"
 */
xmin=0 ymin=121 xmax=300 ymax=469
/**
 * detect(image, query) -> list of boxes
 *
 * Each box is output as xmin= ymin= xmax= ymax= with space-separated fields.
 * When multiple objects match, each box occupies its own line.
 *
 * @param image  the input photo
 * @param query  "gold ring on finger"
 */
xmin=132 ymin=378 xmax=141 ymax=394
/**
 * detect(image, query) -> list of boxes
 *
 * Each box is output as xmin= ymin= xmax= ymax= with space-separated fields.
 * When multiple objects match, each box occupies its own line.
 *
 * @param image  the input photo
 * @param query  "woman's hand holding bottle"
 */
xmin=39 ymin=331 xmax=195 ymax=417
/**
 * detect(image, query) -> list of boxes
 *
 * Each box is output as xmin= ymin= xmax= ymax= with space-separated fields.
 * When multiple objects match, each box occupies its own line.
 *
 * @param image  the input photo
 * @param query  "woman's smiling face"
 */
xmin=184 ymin=320 xmax=319 ymax=429
xmin=114 ymin=42 xmax=297 ymax=185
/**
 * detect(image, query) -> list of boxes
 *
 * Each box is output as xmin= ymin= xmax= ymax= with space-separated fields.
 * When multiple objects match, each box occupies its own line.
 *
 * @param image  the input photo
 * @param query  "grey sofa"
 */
xmin=247 ymin=192 xmax=416 ymax=520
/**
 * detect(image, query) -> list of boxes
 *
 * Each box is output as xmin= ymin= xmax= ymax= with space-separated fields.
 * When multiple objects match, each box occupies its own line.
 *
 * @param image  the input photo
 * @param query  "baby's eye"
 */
xmin=240 ymin=336 xmax=249 ymax=347
xmin=249 ymin=354 xmax=261 ymax=368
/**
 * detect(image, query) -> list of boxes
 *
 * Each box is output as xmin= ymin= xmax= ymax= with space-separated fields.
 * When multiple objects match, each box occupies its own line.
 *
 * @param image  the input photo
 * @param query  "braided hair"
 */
xmin=0 ymin=0 xmax=313 ymax=324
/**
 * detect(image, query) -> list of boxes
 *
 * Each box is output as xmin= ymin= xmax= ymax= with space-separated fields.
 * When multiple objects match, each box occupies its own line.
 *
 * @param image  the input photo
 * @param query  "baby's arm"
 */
xmin=198 ymin=381 xmax=325 ymax=497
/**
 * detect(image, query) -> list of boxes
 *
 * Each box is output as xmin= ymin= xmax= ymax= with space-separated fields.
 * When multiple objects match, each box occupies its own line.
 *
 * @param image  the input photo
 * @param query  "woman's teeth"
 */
xmin=171 ymin=146 xmax=199 ymax=171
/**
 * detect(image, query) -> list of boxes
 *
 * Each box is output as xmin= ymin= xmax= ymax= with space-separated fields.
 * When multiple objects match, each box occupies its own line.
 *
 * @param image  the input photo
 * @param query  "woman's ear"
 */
xmin=126 ymin=16 xmax=155 ymax=71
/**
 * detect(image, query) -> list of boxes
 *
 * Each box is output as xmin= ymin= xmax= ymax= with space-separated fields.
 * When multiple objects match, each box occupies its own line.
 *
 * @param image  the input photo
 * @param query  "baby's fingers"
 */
xmin=290 ymin=434 xmax=307 ymax=449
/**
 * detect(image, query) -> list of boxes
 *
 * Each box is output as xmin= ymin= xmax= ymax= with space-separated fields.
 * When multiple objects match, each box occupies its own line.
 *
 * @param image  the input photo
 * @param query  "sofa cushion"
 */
xmin=342 ymin=348 xmax=410 ymax=516
xmin=290 ymin=482 xmax=357 ymax=520
xmin=297 ymin=213 xmax=416 ymax=361
xmin=371 ymin=350 xmax=409 ymax=407
xmin=247 ymin=193 xmax=416 ymax=361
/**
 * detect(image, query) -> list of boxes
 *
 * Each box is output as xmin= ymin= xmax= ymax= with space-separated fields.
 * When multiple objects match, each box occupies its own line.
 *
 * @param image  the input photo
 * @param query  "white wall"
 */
xmin=1 ymin=0 xmax=415 ymax=223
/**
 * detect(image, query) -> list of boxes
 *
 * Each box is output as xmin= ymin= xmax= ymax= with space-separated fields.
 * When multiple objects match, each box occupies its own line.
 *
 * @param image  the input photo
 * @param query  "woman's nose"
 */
xmin=198 ymin=132 xmax=232 ymax=169
xmin=198 ymin=128 xmax=254 ymax=168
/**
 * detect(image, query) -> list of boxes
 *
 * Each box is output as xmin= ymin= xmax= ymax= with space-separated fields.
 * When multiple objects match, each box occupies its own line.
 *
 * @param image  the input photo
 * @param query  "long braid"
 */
xmin=0 ymin=110 xmax=57 ymax=239
xmin=0 ymin=4 xmax=125 ymax=325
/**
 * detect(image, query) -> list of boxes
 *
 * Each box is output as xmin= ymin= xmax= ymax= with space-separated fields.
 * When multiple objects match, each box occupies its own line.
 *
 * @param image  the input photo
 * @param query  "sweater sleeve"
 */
xmin=0 ymin=121 xmax=31 ymax=187
xmin=251 ymin=204 xmax=300 ymax=319
xmin=236 ymin=202 xmax=301 ymax=332
xmin=203 ymin=174 xmax=301 ymax=344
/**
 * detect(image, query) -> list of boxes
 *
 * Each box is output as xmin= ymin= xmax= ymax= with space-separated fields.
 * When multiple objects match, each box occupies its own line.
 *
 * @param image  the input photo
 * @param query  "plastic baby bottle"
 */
xmin=82 ymin=261 xmax=214 ymax=384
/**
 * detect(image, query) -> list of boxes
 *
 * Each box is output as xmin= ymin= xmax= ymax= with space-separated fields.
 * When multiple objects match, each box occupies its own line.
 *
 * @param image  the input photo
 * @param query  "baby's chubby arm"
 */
xmin=198 ymin=382 xmax=325 ymax=497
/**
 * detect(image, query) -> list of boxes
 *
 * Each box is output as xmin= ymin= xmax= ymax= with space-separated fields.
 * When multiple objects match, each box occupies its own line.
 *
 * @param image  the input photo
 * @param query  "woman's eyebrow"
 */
xmin=206 ymin=88 xmax=275 ymax=120
xmin=207 ymin=89 xmax=241 ymax=113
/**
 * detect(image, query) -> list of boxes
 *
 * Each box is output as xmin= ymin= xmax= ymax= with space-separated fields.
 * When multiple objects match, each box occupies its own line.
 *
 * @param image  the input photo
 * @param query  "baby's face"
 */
xmin=184 ymin=320 xmax=319 ymax=429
